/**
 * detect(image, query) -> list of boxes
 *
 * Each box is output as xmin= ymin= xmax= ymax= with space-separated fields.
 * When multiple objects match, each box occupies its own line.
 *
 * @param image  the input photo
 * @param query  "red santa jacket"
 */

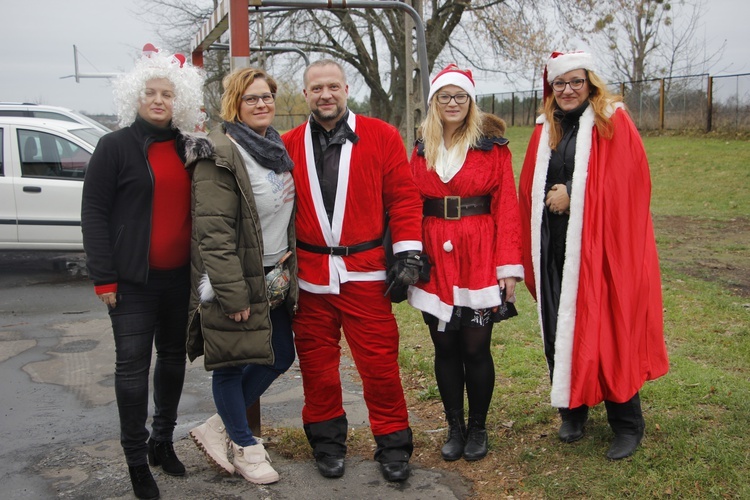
xmin=519 ymin=103 xmax=669 ymax=408
xmin=408 ymin=113 xmax=524 ymax=322
xmin=282 ymin=112 xmax=422 ymax=294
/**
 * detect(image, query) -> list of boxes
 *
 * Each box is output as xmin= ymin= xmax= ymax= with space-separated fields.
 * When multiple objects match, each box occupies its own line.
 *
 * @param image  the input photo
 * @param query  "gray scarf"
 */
xmin=223 ymin=120 xmax=294 ymax=174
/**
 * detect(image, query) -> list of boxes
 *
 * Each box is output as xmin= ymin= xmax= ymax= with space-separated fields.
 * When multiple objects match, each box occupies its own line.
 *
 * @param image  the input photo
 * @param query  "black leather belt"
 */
xmin=296 ymin=238 xmax=382 ymax=256
xmin=423 ymin=195 xmax=491 ymax=220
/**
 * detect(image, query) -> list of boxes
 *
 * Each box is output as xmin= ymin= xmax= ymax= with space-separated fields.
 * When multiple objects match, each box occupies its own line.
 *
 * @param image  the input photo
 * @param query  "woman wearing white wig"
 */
xmin=519 ymin=51 xmax=668 ymax=460
xmin=81 ymin=45 xmax=211 ymax=499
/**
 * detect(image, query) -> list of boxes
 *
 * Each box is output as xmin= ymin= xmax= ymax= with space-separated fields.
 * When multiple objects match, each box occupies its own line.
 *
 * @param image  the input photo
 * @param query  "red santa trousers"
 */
xmin=292 ymin=281 xmax=409 ymax=436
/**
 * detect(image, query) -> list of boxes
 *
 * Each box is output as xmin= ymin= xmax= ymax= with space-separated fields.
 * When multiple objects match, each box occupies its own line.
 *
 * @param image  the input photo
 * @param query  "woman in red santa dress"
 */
xmin=408 ymin=64 xmax=524 ymax=462
xmin=518 ymin=50 xmax=669 ymax=460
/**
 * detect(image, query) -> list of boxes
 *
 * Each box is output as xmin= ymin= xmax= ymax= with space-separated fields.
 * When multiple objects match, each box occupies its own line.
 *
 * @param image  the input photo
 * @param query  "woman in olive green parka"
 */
xmin=187 ymin=67 xmax=297 ymax=484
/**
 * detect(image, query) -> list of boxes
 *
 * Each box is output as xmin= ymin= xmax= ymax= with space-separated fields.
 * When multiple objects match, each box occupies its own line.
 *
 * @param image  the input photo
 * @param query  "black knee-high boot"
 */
xmin=441 ymin=409 xmax=466 ymax=461
xmin=304 ymin=415 xmax=348 ymax=478
xmin=604 ymin=393 xmax=645 ymax=460
xmin=558 ymin=405 xmax=589 ymax=443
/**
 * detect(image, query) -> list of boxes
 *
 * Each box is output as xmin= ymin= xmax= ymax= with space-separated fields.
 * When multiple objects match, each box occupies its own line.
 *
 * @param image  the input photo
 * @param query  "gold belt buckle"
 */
xmin=444 ymin=196 xmax=461 ymax=220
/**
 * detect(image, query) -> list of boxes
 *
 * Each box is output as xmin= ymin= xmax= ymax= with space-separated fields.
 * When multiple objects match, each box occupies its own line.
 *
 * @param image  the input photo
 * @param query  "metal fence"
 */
xmin=478 ymin=73 xmax=750 ymax=132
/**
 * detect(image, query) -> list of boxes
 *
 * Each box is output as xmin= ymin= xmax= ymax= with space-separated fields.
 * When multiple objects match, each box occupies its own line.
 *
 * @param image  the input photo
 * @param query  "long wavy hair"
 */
xmin=113 ymin=50 xmax=206 ymax=132
xmin=220 ymin=67 xmax=278 ymax=123
xmin=419 ymin=93 xmax=483 ymax=170
xmin=543 ymin=69 xmax=622 ymax=149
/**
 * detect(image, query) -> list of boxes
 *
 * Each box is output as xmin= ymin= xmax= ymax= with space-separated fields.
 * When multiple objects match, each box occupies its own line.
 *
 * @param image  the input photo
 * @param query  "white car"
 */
xmin=0 ymin=116 xmax=106 ymax=250
xmin=0 ymin=102 xmax=111 ymax=134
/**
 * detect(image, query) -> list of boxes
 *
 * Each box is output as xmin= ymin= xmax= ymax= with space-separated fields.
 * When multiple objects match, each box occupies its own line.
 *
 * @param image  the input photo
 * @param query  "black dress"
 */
xmin=539 ymin=101 xmax=589 ymax=378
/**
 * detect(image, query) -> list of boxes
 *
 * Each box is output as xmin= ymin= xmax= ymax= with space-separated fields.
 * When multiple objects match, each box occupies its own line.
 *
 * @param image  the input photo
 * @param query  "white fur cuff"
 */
xmin=198 ymin=272 xmax=216 ymax=303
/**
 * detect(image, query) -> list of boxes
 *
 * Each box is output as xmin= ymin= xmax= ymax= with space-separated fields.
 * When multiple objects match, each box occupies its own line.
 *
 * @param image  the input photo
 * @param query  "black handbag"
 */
xmin=490 ymin=288 xmax=518 ymax=322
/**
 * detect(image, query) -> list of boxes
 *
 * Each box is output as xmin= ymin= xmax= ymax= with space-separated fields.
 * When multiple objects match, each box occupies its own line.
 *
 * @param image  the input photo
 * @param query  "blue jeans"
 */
xmin=108 ymin=267 xmax=189 ymax=466
xmin=212 ymin=306 xmax=295 ymax=447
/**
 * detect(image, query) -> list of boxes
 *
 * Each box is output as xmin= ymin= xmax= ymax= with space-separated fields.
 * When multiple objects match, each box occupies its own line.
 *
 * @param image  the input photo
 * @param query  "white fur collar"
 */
xmin=530 ymin=104 xmax=600 ymax=407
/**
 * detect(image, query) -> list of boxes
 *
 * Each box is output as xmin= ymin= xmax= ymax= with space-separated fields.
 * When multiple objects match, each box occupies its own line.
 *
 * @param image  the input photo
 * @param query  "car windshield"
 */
xmin=70 ymin=127 xmax=104 ymax=148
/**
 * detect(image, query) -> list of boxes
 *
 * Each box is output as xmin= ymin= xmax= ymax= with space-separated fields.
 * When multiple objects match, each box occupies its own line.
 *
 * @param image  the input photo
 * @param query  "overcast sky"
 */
xmin=1 ymin=0 xmax=746 ymax=115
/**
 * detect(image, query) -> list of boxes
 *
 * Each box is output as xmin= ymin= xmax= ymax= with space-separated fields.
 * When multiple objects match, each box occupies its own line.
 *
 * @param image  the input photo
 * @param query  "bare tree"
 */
xmin=136 ymin=0 xmax=526 ymax=132
xmin=553 ymin=0 xmax=720 ymax=84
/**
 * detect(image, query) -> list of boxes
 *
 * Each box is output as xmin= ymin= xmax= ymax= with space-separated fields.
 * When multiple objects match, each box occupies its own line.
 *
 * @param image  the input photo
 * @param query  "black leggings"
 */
xmin=429 ymin=323 xmax=495 ymax=417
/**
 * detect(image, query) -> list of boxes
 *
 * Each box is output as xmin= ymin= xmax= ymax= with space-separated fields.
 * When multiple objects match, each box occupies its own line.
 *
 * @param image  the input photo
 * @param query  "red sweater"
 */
xmin=147 ymin=140 xmax=191 ymax=270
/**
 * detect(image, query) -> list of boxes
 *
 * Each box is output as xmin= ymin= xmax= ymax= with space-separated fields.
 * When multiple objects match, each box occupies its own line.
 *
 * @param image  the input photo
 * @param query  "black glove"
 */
xmin=385 ymin=250 xmax=423 ymax=290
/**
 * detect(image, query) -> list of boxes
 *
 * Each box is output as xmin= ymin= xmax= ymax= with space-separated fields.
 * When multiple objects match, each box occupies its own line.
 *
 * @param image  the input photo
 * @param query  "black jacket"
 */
xmin=81 ymin=117 xmax=212 ymax=287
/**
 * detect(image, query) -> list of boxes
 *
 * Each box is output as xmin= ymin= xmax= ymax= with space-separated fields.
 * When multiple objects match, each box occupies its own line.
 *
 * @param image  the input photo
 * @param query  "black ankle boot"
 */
xmin=148 ymin=438 xmax=186 ymax=476
xmin=463 ymin=414 xmax=488 ymax=461
xmin=128 ymin=464 xmax=160 ymax=500
xmin=441 ymin=409 xmax=466 ymax=461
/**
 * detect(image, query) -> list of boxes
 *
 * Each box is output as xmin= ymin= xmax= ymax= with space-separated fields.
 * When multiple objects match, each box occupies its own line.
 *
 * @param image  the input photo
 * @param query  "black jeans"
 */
xmin=108 ymin=267 xmax=189 ymax=466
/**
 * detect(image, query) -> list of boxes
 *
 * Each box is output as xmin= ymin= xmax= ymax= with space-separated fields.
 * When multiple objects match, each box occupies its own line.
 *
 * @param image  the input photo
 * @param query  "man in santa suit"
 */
xmin=282 ymin=59 xmax=423 ymax=482
xmin=519 ymin=51 xmax=669 ymax=460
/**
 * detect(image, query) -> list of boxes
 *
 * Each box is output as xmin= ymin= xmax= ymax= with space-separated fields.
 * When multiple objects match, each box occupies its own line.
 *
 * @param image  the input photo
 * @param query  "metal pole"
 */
xmin=229 ymin=0 xmax=251 ymax=70
xmin=209 ymin=43 xmax=310 ymax=65
xmin=706 ymin=76 xmax=714 ymax=132
xmin=659 ymin=78 xmax=665 ymax=131
xmin=256 ymin=0 xmax=430 ymax=108
xmin=74 ymin=45 xmax=80 ymax=83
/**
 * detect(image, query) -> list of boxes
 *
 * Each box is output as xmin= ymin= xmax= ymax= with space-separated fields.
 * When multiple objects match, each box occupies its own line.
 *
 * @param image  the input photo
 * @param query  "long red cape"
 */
xmin=519 ymin=105 xmax=668 ymax=408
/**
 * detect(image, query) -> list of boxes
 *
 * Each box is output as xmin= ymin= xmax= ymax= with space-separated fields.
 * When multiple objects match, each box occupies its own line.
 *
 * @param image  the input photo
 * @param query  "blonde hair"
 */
xmin=113 ymin=50 xmax=206 ymax=132
xmin=220 ymin=67 xmax=278 ymax=123
xmin=543 ymin=69 xmax=622 ymax=149
xmin=420 ymin=94 xmax=483 ymax=169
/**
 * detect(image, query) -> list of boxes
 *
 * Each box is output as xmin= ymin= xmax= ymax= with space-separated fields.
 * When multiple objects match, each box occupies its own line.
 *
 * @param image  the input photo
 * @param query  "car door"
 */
xmin=0 ymin=126 xmax=19 ymax=245
xmin=13 ymin=126 xmax=91 ymax=249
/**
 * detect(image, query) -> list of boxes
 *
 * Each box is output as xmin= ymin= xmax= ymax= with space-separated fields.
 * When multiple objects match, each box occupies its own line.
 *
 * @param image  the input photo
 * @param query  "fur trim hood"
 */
xmin=479 ymin=112 xmax=506 ymax=139
xmin=178 ymin=132 xmax=214 ymax=170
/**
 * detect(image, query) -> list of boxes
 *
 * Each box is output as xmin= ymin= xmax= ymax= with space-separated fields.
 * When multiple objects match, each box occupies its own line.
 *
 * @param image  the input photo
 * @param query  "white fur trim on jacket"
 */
xmin=198 ymin=272 xmax=216 ymax=303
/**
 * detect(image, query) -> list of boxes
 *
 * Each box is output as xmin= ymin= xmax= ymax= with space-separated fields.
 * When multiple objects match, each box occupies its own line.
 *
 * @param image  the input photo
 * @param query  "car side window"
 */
xmin=18 ymin=129 xmax=90 ymax=179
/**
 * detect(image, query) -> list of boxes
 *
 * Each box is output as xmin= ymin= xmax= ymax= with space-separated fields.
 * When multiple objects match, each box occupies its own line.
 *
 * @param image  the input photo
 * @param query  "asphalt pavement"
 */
xmin=0 ymin=251 xmax=469 ymax=499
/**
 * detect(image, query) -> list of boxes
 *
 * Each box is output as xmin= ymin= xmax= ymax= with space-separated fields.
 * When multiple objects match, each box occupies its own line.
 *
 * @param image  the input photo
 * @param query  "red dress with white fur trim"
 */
xmin=407 ymin=116 xmax=524 ymax=323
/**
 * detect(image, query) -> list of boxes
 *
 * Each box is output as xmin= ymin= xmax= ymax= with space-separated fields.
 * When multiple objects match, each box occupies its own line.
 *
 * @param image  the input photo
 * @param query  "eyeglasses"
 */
xmin=435 ymin=93 xmax=470 ymax=105
xmin=241 ymin=93 xmax=276 ymax=106
xmin=551 ymin=78 xmax=587 ymax=92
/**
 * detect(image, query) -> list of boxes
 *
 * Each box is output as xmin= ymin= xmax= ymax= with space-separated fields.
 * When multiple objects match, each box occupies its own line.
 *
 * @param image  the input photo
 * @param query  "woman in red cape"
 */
xmin=518 ymin=51 xmax=668 ymax=460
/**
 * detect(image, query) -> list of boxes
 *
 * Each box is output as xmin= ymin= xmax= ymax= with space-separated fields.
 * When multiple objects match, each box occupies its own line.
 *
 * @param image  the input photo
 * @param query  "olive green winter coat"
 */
xmin=186 ymin=127 xmax=298 ymax=370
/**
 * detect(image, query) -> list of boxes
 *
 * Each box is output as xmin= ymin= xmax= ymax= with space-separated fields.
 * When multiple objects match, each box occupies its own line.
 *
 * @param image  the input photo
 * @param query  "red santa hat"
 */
xmin=428 ymin=64 xmax=476 ymax=103
xmin=142 ymin=43 xmax=159 ymax=58
xmin=543 ymin=51 xmax=596 ymax=101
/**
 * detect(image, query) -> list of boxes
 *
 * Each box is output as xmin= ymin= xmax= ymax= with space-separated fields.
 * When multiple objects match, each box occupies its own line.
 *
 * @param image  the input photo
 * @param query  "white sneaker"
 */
xmin=189 ymin=413 xmax=235 ymax=475
xmin=232 ymin=441 xmax=279 ymax=484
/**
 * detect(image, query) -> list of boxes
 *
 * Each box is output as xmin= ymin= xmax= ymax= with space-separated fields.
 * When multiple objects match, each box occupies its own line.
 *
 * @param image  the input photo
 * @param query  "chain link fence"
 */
xmin=710 ymin=73 xmax=750 ymax=132
xmin=478 ymin=73 xmax=750 ymax=132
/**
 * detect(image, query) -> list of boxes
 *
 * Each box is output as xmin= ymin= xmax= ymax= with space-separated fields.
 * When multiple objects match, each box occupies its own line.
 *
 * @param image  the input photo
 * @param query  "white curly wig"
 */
xmin=113 ymin=48 xmax=206 ymax=133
